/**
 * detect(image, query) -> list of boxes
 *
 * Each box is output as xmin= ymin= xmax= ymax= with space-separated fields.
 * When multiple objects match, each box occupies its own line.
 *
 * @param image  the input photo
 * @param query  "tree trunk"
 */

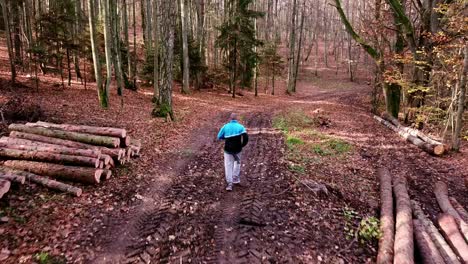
xmin=452 ymin=45 xmax=467 ymax=151
xmin=1 ymin=0 xmax=16 ymax=83
xmin=373 ymin=116 xmax=444 ymax=156
xmin=180 ymin=0 xmax=190 ymax=94
xmin=286 ymin=0 xmax=297 ymax=94
xmin=0 ymin=179 xmax=10 ymax=199
xmin=9 ymin=124 xmax=121 ymax=148
xmin=0 ymin=167 xmax=82 ymax=196
xmin=293 ymin=0 xmax=305 ymax=93
xmin=412 ymin=201 xmax=461 ymax=264
xmin=449 ymin=197 xmax=468 ymax=223
xmin=88 ymin=0 xmax=108 ymax=107
xmin=9 ymin=132 xmax=124 ymax=160
xmin=393 ymin=176 xmax=414 ymax=264
xmin=0 ymin=168 xmax=25 ymax=184
xmin=153 ymin=0 xmax=160 ymax=103
xmin=437 ymin=214 xmax=468 ymax=262
xmin=434 ymin=181 xmax=468 ymax=241
xmin=3 ymin=160 xmax=104 ymax=184
xmin=0 ymin=148 xmax=101 ymax=168
xmin=112 ymin=0 xmax=124 ymax=96
xmin=0 ymin=139 xmax=102 ymax=158
xmin=152 ymin=0 xmax=175 ymax=120
xmin=382 ymin=112 xmax=445 ymax=147
xmin=413 ymin=219 xmax=446 ymax=264
xmin=102 ymin=0 xmax=113 ymax=99
xmin=377 ymin=168 xmax=394 ymax=264
xmin=27 ymin=121 xmax=127 ymax=138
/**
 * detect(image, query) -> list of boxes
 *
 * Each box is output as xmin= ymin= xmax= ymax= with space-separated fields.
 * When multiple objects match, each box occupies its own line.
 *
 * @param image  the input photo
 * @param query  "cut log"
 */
xmin=412 ymin=201 xmax=461 ymax=264
xmin=100 ymin=154 xmax=112 ymax=166
xmin=9 ymin=132 xmax=123 ymax=159
xmin=0 ymin=167 xmax=26 ymax=184
xmin=0 ymin=139 xmax=102 ymax=158
xmin=102 ymin=169 xmax=112 ymax=180
xmin=434 ymin=181 xmax=468 ymax=242
xmin=27 ymin=121 xmax=127 ymax=138
xmin=450 ymin=197 xmax=468 ymax=223
xmin=3 ymin=160 xmax=102 ymax=184
xmin=413 ymin=219 xmax=446 ymax=264
xmin=0 ymin=168 xmax=82 ymax=196
xmin=373 ymin=116 xmax=445 ymax=156
xmin=0 ymin=148 xmax=101 ymax=168
xmin=393 ymin=176 xmax=414 ymax=264
xmin=382 ymin=113 xmax=445 ymax=147
xmin=377 ymin=168 xmax=394 ymax=264
xmin=125 ymin=147 xmax=133 ymax=162
xmin=129 ymin=138 xmax=141 ymax=156
xmin=9 ymin=124 xmax=120 ymax=148
xmin=0 ymin=179 xmax=11 ymax=199
xmin=437 ymin=214 xmax=468 ymax=262
xmin=121 ymin=135 xmax=131 ymax=148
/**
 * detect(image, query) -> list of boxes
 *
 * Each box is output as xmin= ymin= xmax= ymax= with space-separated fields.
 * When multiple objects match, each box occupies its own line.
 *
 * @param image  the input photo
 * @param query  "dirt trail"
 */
xmin=91 ymin=112 xmax=306 ymax=263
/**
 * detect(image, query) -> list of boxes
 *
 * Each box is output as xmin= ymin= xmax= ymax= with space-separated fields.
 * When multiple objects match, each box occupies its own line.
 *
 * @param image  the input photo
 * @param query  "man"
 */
xmin=217 ymin=113 xmax=249 ymax=191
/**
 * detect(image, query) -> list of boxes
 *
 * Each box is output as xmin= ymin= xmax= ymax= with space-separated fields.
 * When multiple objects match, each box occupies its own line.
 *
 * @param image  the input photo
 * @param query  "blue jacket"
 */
xmin=217 ymin=120 xmax=249 ymax=154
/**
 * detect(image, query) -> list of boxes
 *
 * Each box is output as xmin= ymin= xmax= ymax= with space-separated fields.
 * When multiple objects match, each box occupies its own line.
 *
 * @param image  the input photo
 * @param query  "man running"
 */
xmin=217 ymin=113 xmax=249 ymax=191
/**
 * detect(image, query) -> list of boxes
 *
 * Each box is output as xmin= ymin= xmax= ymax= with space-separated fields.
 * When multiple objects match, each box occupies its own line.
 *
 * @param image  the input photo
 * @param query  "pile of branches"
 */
xmin=374 ymin=113 xmax=446 ymax=156
xmin=376 ymin=169 xmax=468 ymax=263
xmin=0 ymin=121 xmax=141 ymax=198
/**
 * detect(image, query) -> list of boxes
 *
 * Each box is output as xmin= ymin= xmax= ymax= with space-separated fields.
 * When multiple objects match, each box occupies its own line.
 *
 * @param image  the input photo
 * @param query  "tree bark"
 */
xmin=153 ymin=0 xmax=160 ymax=103
xmin=0 ymin=168 xmax=25 ymax=184
xmin=102 ymin=0 xmax=113 ymax=98
xmin=434 ymin=181 xmax=468 ymax=241
xmin=412 ymin=201 xmax=461 ymax=264
xmin=452 ymin=45 xmax=467 ymax=151
xmin=413 ymin=219 xmax=446 ymax=264
xmin=437 ymin=214 xmax=468 ymax=262
xmin=9 ymin=124 xmax=120 ymax=148
xmin=3 ymin=160 xmax=104 ymax=184
xmin=9 ymin=132 xmax=124 ymax=160
xmin=377 ymin=168 xmax=394 ymax=264
xmin=382 ymin=113 xmax=445 ymax=147
xmin=0 ymin=148 xmax=101 ymax=168
xmin=449 ymin=197 xmax=468 ymax=223
xmin=393 ymin=176 xmax=414 ymax=264
xmin=373 ymin=116 xmax=444 ymax=156
xmin=180 ymin=0 xmax=190 ymax=94
xmin=1 ymin=0 xmax=16 ymax=83
xmin=0 ymin=139 xmax=101 ymax=158
xmin=88 ymin=0 xmax=108 ymax=107
xmin=0 ymin=179 xmax=10 ymax=199
xmin=0 ymin=167 xmax=82 ymax=196
xmin=27 ymin=121 xmax=127 ymax=138
xmin=286 ymin=0 xmax=297 ymax=94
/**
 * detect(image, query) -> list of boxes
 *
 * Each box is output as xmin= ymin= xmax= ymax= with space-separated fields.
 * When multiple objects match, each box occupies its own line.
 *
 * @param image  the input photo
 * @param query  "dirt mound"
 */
xmin=0 ymin=96 xmax=44 ymax=135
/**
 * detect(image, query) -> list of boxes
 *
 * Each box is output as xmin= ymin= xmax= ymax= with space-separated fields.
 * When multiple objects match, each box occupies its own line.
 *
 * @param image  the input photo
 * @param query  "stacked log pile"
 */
xmin=376 ymin=169 xmax=468 ymax=263
xmin=373 ymin=113 xmax=446 ymax=156
xmin=0 ymin=122 xmax=141 ymax=197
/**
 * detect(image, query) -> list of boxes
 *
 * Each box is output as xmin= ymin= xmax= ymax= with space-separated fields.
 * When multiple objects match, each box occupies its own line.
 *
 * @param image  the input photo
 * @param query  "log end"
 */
xmin=433 ymin=145 xmax=445 ymax=156
xmin=75 ymin=188 xmax=83 ymax=197
xmin=105 ymin=170 xmax=112 ymax=180
xmin=0 ymin=179 xmax=11 ymax=199
xmin=94 ymin=170 xmax=103 ymax=184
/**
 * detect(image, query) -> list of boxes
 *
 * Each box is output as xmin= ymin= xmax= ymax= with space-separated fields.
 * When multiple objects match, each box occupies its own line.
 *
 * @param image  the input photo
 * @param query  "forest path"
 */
xmin=91 ymin=112 xmax=304 ymax=263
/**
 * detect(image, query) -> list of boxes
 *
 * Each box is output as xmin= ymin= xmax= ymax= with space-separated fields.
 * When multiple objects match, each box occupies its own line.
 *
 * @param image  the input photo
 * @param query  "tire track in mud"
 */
xmin=94 ymin=112 xmax=299 ymax=263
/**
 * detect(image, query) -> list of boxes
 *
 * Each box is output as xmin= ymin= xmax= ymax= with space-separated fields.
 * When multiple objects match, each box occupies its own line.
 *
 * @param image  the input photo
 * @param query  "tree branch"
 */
xmin=332 ymin=0 xmax=380 ymax=60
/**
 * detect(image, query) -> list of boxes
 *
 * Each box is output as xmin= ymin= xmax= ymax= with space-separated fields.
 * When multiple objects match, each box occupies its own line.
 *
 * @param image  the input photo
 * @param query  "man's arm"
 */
xmin=217 ymin=126 xmax=225 ymax=140
xmin=241 ymin=133 xmax=249 ymax=147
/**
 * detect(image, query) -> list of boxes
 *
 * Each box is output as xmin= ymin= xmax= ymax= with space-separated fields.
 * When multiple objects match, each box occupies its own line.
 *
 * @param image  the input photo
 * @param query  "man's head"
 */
xmin=230 ymin=113 xmax=238 ymax=121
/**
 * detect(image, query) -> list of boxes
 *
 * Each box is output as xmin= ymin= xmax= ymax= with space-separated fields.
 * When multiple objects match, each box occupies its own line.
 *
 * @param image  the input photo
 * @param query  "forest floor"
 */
xmin=0 ymin=61 xmax=467 ymax=263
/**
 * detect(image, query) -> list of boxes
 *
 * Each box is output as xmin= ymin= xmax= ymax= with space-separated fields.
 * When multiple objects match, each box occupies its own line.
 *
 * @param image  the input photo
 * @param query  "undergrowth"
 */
xmin=273 ymin=109 xmax=352 ymax=174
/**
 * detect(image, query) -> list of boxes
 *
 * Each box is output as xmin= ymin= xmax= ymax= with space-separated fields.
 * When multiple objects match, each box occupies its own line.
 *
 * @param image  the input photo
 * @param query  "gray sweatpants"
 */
xmin=224 ymin=152 xmax=242 ymax=184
